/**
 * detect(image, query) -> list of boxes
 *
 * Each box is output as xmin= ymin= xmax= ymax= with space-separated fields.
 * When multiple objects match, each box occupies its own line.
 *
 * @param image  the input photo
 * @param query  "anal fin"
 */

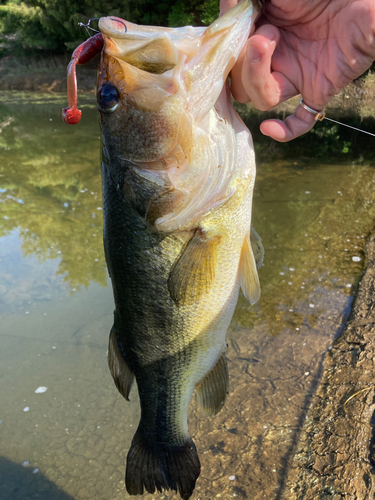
xmin=168 ymin=229 xmax=220 ymax=306
xmin=108 ymin=327 xmax=134 ymax=401
xmin=195 ymin=352 xmax=229 ymax=417
xmin=239 ymin=232 xmax=261 ymax=305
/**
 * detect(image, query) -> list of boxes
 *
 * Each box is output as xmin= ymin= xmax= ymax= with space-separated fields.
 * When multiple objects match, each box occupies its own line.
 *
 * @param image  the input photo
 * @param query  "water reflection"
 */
xmin=0 ymin=94 xmax=106 ymax=293
xmin=2 ymin=94 xmax=373 ymax=325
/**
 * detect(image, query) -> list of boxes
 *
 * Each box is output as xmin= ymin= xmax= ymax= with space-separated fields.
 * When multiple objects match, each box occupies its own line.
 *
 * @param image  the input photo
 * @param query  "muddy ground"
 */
xmin=280 ymin=234 xmax=375 ymax=500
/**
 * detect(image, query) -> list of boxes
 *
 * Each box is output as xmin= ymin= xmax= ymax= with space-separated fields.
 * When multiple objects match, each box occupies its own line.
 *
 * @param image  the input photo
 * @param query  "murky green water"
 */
xmin=1 ymin=93 xmax=375 ymax=500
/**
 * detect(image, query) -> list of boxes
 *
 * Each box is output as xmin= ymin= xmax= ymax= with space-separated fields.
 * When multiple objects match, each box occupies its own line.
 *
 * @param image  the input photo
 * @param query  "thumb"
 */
xmin=220 ymin=0 xmax=239 ymax=16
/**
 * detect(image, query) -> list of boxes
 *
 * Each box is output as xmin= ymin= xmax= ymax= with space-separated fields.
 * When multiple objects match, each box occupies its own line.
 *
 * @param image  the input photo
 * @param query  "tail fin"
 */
xmin=125 ymin=430 xmax=201 ymax=500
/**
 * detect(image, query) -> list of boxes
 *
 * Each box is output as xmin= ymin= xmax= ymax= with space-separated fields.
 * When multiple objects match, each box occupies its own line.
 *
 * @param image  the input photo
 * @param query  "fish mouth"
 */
xmin=98 ymin=0 xmax=260 ymax=76
xmin=98 ymin=18 xmax=180 ymax=75
xmin=96 ymin=0 xmax=261 ymax=233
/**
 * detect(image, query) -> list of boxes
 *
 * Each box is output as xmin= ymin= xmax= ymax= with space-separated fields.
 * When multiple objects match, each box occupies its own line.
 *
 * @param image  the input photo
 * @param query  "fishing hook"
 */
xmin=78 ymin=18 xmax=101 ymax=37
xmin=78 ymin=17 xmax=128 ymax=38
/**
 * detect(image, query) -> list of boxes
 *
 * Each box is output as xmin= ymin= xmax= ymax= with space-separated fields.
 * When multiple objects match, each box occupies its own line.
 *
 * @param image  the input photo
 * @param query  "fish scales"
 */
xmin=63 ymin=0 xmax=264 ymax=498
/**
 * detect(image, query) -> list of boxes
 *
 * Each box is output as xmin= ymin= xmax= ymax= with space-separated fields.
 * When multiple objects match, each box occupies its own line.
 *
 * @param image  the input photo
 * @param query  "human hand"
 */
xmin=221 ymin=0 xmax=375 ymax=141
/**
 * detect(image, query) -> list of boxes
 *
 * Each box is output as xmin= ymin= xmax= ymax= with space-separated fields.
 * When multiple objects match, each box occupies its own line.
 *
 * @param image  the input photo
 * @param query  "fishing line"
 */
xmin=283 ymin=101 xmax=375 ymax=138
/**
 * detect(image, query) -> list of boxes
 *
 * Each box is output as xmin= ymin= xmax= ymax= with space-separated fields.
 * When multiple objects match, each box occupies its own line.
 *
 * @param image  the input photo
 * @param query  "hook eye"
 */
xmin=98 ymin=83 xmax=120 ymax=113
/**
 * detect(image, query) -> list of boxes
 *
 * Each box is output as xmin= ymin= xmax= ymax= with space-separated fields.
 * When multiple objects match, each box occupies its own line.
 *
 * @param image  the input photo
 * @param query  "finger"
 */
xmin=260 ymin=102 xmax=323 ymax=142
xmin=231 ymin=25 xmax=297 ymax=108
xmin=220 ymin=0 xmax=238 ymax=16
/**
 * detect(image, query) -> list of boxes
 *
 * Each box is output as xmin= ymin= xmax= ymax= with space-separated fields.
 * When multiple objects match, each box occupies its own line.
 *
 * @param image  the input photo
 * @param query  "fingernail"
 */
xmin=247 ymin=45 xmax=262 ymax=63
xmin=263 ymin=26 xmax=277 ymax=43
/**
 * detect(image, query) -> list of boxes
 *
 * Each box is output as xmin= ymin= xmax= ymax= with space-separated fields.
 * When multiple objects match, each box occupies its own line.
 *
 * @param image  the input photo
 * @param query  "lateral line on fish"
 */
xmin=283 ymin=101 xmax=375 ymax=138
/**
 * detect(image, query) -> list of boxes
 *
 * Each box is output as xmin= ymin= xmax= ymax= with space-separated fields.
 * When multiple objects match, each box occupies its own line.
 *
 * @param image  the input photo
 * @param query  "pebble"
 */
xmin=35 ymin=387 xmax=48 ymax=394
xmin=22 ymin=461 xmax=30 ymax=467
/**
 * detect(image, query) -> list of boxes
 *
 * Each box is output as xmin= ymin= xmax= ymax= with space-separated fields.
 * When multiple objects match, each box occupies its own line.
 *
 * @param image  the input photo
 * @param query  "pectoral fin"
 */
xmin=108 ymin=327 xmax=134 ymax=401
xmin=168 ymin=229 xmax=220 ymax=306
xmin=239 ymin=232 xmax=261 ymax=305
xmin=250 ymin=225 xmax=264 ymax=270
xmin=195 ymin=353 xmax=229 ymax=417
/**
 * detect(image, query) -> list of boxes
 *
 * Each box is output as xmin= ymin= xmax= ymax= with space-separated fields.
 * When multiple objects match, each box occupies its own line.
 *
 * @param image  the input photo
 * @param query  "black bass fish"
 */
xmin=62 ymin=0 xmax=263 ymax=498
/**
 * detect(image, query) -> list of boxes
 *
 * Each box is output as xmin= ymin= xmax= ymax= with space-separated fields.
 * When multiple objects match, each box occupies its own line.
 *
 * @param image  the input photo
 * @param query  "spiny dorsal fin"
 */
xmin=250 ymin=225 xmax=264 ymax=270
xmin=195 ymin=352 xmax=229 ymax=417
xmin=239 ymin=232 xmax=261 ymax=305
xmin=108 ymin=327 xmax=134 ymax=401
xmin=168 ymin=229 xmax=220 ymax=306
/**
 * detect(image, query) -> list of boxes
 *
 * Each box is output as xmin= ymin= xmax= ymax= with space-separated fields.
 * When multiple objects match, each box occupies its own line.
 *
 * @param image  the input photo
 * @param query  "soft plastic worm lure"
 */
xmin=63 ymin=18 xmax=128 ymax=125
xmin=62 ymin=33 xmax=104 ymax=125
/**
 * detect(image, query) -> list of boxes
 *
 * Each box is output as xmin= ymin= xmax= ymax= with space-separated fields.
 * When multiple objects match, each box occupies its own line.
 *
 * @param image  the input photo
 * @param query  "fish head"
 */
xmin=97 ymin=0 xmax=260 ymax=166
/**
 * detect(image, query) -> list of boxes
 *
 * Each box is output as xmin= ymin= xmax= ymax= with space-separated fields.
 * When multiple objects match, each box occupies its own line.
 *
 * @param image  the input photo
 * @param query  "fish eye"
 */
xmin=98 ymin=83 xmax=120 ymax=113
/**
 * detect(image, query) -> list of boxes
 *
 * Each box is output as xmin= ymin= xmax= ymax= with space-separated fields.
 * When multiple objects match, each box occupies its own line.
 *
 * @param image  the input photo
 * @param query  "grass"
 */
xmin=0 ymin=55 xmax=70 ymax=77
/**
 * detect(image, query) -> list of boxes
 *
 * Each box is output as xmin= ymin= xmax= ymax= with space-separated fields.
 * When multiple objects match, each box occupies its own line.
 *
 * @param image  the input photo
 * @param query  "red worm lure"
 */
xmin=62 ymin=33 xmax=104 ymax=125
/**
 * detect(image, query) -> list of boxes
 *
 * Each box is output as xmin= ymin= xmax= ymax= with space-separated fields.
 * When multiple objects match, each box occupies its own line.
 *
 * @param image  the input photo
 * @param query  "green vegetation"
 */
xmin=0 ymin=0 xmax=219 ymax=56
xmin=235 ymin=101 xmax=375 ymax=163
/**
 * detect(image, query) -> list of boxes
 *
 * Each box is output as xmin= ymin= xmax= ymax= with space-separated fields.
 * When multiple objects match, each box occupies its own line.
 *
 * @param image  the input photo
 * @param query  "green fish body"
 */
xmin=97 ymin=1 xmax=263 ymax=497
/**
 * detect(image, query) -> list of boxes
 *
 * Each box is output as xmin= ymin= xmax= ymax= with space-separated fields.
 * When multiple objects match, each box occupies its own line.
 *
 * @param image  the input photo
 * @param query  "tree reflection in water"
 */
xmin=0 ymin=94 xmax=107 ymax=291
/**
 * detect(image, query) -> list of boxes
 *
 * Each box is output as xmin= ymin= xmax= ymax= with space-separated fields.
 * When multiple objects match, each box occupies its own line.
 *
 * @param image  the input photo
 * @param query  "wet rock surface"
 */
xmin=282 ymin=234 xmax=375 ymax=500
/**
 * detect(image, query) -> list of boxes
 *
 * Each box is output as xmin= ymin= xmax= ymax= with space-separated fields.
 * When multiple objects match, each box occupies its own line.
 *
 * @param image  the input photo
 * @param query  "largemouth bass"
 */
xmin=63 ymin=0 xmax=263 ymax=498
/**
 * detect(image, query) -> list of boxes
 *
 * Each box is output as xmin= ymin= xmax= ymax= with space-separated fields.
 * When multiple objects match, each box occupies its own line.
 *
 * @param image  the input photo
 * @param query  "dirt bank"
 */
xmin=0 ymin=56 xmax=98 ymax=93
xmin=280 ymin=234 xmax=375 ymax=500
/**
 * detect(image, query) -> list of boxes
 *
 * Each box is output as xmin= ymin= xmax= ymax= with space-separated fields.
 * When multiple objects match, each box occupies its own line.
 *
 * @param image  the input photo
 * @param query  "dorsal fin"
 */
xmin=250 ymin=225 xmax=264 ymax=269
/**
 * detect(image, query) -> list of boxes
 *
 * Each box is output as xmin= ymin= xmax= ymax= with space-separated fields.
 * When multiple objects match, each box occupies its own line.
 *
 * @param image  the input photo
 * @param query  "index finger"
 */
xmin=260 ymin=104 xmax=320 ymax=142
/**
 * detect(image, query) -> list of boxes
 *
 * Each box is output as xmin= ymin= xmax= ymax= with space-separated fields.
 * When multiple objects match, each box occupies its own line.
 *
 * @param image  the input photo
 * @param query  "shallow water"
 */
xmin=1 ymin=93 xmax=375 ymax=500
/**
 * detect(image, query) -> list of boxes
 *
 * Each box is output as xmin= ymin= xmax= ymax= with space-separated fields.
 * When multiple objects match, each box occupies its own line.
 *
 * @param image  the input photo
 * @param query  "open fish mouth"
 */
xmin=95 ymin=0 xmax=260 ymax=233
